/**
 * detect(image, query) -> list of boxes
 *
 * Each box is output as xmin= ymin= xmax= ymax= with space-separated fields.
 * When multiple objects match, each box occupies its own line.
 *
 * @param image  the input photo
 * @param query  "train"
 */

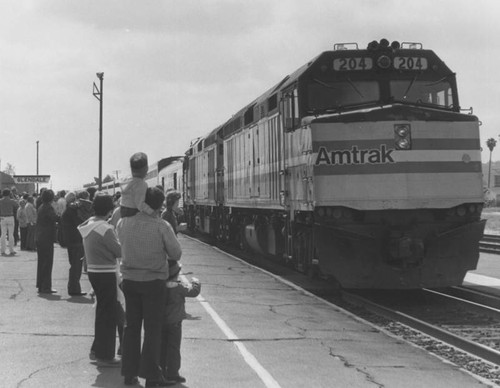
xmin=181 ymin=39 xmax=486 ymax=289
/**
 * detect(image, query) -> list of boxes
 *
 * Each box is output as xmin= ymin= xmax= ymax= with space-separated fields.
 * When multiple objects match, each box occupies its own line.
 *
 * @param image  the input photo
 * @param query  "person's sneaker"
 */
xmin=95 ymin=357 xmax=121 ymax=367
xmin=8 ymin=251 xmax=16 ymax=256
xmin=1 ymin=252 xmax=7 ymax=257
xmin=166 ymin=375 xmax=186 ymax=383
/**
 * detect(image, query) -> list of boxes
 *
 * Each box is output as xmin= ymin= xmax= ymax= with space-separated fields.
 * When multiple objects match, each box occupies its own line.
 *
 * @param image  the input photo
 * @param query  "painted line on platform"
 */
xmin=180 ymin=274 xmax=282 ymax=388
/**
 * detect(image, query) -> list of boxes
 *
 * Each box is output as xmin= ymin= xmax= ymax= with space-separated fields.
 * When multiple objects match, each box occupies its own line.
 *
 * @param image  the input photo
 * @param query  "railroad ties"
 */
xmin=480 ymin=234 xmax=500 ymax=254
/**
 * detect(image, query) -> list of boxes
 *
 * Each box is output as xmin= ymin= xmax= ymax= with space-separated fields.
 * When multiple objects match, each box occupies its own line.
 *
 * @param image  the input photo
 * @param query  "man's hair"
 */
xmin=41 ymin=189 xmax=55 ymax=203
xmin=92 ymin=194 xmax=115 ymax=216
xmin=145 ymin=186 xmax=165 ymax=211
xmin=78 ymin=191 xmax=89 ymax=200
xmin=2 ymin=189 xmax=10 ymax=197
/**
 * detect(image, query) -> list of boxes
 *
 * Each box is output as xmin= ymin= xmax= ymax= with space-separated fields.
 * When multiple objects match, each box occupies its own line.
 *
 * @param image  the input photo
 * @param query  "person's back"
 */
xmin=117 ymin=186 xmax=182 ymax=386
xmin=118 ymin=211 xmax=181 ymax=281
xmin=120 ymin=152 xmax=154 ymax=218
xmin=0 ymin=192 xmax=17 ymax=217
xmin=61 ymin=194 xmax=84 ymax=247
xmin=164 ymin=271 xmax=201 ymax=324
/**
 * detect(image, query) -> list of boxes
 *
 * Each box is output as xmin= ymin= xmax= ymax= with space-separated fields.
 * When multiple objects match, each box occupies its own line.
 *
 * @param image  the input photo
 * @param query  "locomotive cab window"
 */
xmin=390 ymin=78 xmax=455 ymax=108
xmin=307 ymin=80 xmax=379 ymax=112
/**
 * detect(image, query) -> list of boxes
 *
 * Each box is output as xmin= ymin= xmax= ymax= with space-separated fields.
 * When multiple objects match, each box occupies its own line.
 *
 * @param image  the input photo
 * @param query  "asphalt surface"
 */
xmin=0 ymin=236 xmax=494 ymax=388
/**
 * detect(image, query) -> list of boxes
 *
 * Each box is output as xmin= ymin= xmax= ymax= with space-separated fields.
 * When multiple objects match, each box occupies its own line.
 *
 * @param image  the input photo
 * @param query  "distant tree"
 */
xmin=2 ymin=163 xmax=15 ymax=175
xmin=487 ymin=138 xmax=497 ymax=187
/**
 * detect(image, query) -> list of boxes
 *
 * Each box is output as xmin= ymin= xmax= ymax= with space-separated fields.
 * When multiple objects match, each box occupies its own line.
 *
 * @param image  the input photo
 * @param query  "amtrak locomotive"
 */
xmin=183 ymin=39 xmax=485 ymax=289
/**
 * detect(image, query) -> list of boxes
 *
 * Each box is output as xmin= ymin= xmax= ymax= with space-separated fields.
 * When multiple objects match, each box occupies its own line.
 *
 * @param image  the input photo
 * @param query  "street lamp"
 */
xmin=93 ymin=72 xmax=104 ymax=191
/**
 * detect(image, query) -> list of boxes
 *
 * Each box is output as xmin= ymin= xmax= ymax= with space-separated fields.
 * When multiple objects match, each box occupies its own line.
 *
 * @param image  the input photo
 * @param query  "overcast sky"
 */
xmin=1 ymin=0 xmax=500 ymax=190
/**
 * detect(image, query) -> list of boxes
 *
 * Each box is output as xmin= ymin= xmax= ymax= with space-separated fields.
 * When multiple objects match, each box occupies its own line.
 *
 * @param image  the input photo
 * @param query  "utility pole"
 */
xmin=93 ymin=72 xmax=104 ymax=191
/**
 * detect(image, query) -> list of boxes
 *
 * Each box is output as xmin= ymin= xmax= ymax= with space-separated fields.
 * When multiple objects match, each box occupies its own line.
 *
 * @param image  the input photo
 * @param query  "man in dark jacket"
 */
xmin=61 ymin=192 xmax=86 ymax=296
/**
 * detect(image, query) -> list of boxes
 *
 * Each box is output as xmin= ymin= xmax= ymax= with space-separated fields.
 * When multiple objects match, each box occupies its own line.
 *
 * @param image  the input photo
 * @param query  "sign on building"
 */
xmin=13 ymin=175 xmax=51 ymax=183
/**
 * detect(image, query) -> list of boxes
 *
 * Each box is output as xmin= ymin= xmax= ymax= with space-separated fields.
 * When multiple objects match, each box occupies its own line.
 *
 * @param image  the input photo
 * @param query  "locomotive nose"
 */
xmin=388 ymin=235 xmax=425 ymax=268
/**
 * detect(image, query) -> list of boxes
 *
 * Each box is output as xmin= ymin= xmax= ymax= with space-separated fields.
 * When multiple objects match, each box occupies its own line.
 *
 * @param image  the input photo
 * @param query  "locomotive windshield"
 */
xmin=303 ymin=47 xmax=458 ymax=114
xmin=390 ymin=77 xmax=453 ymax=108
xmin=306 ymin=75 xmax=455 ymax=113
xmin=307 ymin=80 xmax=379 ymax=112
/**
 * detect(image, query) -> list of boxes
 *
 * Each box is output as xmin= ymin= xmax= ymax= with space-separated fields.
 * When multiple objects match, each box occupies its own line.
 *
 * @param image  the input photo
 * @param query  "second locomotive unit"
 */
xmin=183 ymin=39 xmax=485 ymax=289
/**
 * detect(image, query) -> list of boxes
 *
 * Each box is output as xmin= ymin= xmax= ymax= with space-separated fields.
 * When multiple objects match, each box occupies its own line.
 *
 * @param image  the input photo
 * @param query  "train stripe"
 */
xmin=313 ymin=161 xmax=481 ymax=175
xmin=312 ymin=138 xmax=479 ymax=151
xmin=314 ymin=172 xmax=484 ymax=209
xmin=312 ymin=121 xmax=479 ymax=141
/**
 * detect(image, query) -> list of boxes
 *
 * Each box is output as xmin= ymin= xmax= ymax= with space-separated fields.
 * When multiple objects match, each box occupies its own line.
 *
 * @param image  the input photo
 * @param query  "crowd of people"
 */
xmin=0 ymin=151 xmax=199 ymax=387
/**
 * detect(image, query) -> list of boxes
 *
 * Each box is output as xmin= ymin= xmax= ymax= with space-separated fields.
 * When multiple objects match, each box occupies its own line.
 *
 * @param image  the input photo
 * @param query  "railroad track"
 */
xmin=341 ymin=287 xmax=500 ymax=384
xmin=480 ymin=233 xmax=500 ymax=254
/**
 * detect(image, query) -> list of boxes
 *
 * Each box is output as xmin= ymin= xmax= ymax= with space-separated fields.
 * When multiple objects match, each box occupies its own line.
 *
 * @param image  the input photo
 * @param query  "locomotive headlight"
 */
xmin=396 ymin=138 xmax=411 ymax=149
xmin=377 ymin=55 xmax=391 ymax=69
xmin=395 ymin=126 xmax=409 ymax=137
xmin=456 ymin=206 xmax=467 ymax=217
xmin=394 ymin=124 xmax=412 ymax=150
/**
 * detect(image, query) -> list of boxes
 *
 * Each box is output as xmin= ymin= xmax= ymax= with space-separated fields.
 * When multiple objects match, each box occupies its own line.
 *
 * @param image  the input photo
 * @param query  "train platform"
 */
xmin=464 ymin=253 xmax=500 ymax=296
xmin=0 ymin=235 xmax=494 ymax=388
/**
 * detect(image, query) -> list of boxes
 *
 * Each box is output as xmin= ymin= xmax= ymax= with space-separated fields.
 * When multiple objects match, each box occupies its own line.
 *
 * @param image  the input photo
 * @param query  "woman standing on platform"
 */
xmin=36 ymin=189 xmax=58 ymax=294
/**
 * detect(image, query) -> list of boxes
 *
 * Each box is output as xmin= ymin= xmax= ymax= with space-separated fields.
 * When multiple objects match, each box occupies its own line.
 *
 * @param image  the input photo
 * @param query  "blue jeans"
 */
xmin=121 ymin=279 xmax=166 ymax=380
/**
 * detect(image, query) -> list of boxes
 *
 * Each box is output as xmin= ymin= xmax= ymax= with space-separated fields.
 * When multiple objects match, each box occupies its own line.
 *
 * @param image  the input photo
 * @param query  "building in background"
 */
xmin=0 ymin=172 xmax=35 ymax=194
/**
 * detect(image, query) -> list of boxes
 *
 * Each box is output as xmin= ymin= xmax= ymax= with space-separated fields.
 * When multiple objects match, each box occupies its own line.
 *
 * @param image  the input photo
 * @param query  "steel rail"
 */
xmin=341 ymin=290 xmax=500 ymax=366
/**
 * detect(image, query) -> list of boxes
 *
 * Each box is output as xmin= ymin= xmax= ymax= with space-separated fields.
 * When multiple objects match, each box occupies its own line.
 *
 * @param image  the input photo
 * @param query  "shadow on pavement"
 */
xmin=91 ymin=364 xmax=126 ymax=388
xmin=67 ymin=296 xmax=95 ymax=304
xmin=37 ymin=293 xmax=62 ymax=301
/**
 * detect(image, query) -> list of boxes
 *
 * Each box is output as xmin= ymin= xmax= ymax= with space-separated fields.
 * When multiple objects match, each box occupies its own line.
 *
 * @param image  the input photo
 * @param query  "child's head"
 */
xmin=168 ymin=261 xmax=181 ymax=281
xmin=130 ymin=152 xmax=148 ymax=178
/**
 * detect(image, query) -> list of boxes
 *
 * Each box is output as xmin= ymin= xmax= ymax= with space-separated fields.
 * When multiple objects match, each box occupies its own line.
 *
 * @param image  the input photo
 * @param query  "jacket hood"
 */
xmin=78 ymin=217 xmax=111 ymax=239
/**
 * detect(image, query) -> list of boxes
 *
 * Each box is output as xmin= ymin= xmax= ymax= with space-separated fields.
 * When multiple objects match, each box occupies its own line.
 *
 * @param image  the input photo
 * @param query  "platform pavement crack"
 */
xmin=327 ymin=346 xmax=384 ymax=388
xmin=16 ymin=357 xmax=88 ymax=388
xmin=9 ymin=279 xmax=23 ymax=300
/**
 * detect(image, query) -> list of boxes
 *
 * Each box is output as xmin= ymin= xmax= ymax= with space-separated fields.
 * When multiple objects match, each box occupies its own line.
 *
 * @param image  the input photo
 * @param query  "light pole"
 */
xmin=93 ymin=72 xmax=104 ymax=191
xmin=36 ymin=140 xmax=39 ymax=193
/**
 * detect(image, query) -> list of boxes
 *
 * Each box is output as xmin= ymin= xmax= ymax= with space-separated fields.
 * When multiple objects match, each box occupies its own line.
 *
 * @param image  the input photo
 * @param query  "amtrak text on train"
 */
xmin=315 ymin=144 xmax=395 ymax=166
